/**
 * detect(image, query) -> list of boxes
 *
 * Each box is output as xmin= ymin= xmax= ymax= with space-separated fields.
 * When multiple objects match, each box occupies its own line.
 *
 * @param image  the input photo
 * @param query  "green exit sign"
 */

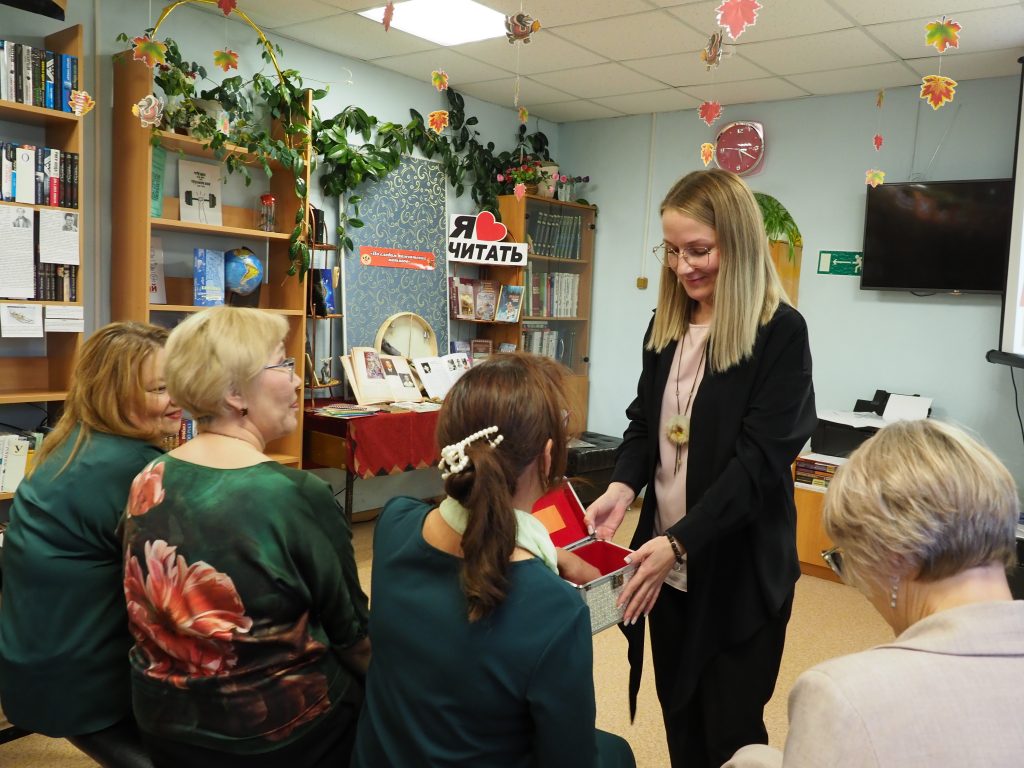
xmin=818 ymin=250 xmax=862 ymax=276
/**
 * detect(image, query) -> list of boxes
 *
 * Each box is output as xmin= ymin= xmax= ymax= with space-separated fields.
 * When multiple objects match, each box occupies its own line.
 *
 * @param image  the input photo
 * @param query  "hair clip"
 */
xmin=438 ymin=426 xmax=504 ymax=479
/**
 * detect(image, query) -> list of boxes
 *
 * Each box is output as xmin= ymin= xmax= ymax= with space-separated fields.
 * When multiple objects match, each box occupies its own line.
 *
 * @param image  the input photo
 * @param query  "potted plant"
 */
xmin=754 ymin=191 xmax=803 ymax=306
xmin=497 ymin=160 xmax=550 ymax=195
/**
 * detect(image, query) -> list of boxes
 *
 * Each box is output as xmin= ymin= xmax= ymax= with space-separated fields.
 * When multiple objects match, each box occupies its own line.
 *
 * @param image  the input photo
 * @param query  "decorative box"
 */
xmin=531 ymin=482 xmax=636 ymax=634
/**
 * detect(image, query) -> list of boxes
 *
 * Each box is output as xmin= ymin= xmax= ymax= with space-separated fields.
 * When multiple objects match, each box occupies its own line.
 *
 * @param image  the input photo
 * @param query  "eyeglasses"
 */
xmin=652 ymin=243 xmax=715 ymax=269
xmin=263 ymin=357 xmax=296 ymax=376
xmin=821 ymin=546 xmax=844 ymax=581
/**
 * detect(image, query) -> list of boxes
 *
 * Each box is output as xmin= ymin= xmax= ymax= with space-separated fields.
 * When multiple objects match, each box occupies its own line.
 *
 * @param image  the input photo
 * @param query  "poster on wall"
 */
xmin=359 ymin=246 xmax=435 ymax=270
xmin=447 ymin=212 xmax=527 ymax=266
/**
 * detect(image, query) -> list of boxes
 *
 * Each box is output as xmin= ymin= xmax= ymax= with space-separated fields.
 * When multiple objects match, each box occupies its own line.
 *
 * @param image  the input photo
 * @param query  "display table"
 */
xmin=303 ymin=403 xmax=440 ymax=517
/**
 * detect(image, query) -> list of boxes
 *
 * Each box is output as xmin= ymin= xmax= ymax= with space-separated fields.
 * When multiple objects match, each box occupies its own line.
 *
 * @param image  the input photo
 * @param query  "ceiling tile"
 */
xmin=552 ymin=10 xmax=707 ymax=60
xmin=787 ymin=61 xmax=921 ymax=95
xmin=529 ymin=101 xmax=625 ymax=123
xmin=593 ymin=89 xmax=702 ymax=114
xmin=317 ymin=0 xmax=381 ymax=11
xmin=372 ymin=50 xmax=509 ymax=84
xmin=453 ymin=33 xmax=607 ymax=75
xmin=667 ymin=0 xmax=853 ymax=43
xmin=194 ymin=0 xmax=345 ymax=30
xmin=275 ymin=12 xmax=439 ymax=60
xmin=625 ymin=51 xmax=770 ymax=87
xmin=838 ymin=0 xmax=1014 ymax=25
xmin=531 ymin=62 xmax=668 ymax=98
xmin=456 ymin=77 xmax=574 ymax=106
xmin=905 ymin=47 xmax=1024 ymax=81
xmin=739 ymin=28 xmax=897 ymax=75
xmin=476 ymin=0 xmax=655 ymax=27
xmin=681 ymin=77 xmax=809 ymax=104
xmin=866 ymin=6 xmax=1024 ymax=59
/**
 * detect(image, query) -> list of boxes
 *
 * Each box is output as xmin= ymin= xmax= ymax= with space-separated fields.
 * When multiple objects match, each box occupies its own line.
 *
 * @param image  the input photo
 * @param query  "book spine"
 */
xmin=56 ymin=265 xmax=65 ymax=301
xmin=45 ymin=148 xmax=59 ymax=206
xmin=70 ymin=54 xmax=78 ymax=93
xmin=0 ymin=41 xmax=6 ymax=102
xmin=1 ymin=142 xmax=12 ymax=201
xmin=43 ymin=50 xmax=54 ymax=109
xmin=447 ymin=276 xmax=459 ymax=319
xmin=60 ymin=53 xmax=72 ymax=112
xmin=34 ymin=146 xmax=44 ymax=204
xmin=70 ymin=152 xmax=78 ymax=209
xmin=22 ymin=44 xmax=32 ymax=106
xmin=13 ymin=42 xmax=22 ymax=103
xmin=31 ymin=46 xmax=43 ymax=107
xmin=59 ymin=150 xmax=68 ymax=208
xmin=68 ymin=264 xmax=77 ymax=302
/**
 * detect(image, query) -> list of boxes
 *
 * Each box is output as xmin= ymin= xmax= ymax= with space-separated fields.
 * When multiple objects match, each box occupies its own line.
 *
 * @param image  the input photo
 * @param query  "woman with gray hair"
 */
xmin=726 ymin=419 xmax=1024 ymax=767
xmin=121 ymin=306 xmax=369 ymax=768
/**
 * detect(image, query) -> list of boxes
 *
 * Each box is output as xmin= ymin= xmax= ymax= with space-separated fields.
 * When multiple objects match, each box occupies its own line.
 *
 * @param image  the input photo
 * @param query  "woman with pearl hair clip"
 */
xmin=354 ymin=353 xmax=635 ymax=768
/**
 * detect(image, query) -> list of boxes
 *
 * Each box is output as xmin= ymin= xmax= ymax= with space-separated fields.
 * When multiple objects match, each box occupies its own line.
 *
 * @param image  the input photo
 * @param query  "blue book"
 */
xmin=193 ymin=248 xmax=225 ymax=306
xmin=60 ymin=53 xmax=72 ymax=112
xmin=43 ymin=50 xmax=54 ymax=109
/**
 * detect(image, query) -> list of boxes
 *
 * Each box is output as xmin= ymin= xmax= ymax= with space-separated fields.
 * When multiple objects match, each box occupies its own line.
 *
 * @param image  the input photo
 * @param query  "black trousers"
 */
xmin=649 ymin=587 xmax=793 ymax=768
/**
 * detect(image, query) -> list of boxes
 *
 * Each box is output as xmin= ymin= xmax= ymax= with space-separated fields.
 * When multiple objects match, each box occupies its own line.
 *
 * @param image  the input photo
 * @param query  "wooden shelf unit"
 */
xmin=111 ymin=53 xmax=310 ymax=465
xmin=0 ymin=24 xmax=84 ymax=407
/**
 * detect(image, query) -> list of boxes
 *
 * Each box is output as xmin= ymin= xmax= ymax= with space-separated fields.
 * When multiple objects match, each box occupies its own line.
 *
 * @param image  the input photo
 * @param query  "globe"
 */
xmin=224 ymin=247 xmax=263 ymax=296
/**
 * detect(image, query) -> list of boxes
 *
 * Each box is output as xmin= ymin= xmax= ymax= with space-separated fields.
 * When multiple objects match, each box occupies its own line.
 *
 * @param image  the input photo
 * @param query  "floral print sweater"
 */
xmin=121 ymin=456 xmax=368 ymax=754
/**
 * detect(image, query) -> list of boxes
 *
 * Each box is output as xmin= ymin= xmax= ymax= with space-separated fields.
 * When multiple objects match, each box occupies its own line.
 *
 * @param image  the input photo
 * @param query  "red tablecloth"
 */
xmin=305 ymin=404 xmax=440 ymax=479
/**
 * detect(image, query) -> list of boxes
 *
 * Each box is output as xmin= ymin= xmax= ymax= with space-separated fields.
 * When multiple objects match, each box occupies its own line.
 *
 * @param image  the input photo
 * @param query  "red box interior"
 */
xmin=571 ymin=539 xmax=632 ymax=576
xmin=531 ymin=482 xmax=632 ymax=576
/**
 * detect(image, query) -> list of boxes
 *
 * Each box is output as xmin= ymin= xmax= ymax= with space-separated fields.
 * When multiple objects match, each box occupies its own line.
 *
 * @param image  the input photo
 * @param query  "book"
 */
xmin=474 ymin=279 xmax=499 ymax=321
xmin=44 ymin=147 xmax=60 ymax=206
xmin=341 ymin=347 xmax=424 ymax=405
xmin=14 ymin=144 xmax=34 ymax=204
xmin=151 ymin=145 xmax=166 ymax=218
xmin=178 ymin=158 xmax=223 ymax=226
xmin=411 ymin=353 xmax=470 ymax=400
xmin=454 ymin=276 xmax=476 ymax=320
xmin=149 ymin=236 xmax=166 ymax=304
xmin=498 ymin=342 xmax=517 ymax=352
xmin=43 ymin=49 xmax=54 ymax=109
xmin=60 ymin=52 xmax=72 ymax=112
xmin=310 ymin=267 xmax=336 ymax=315
xmin=193 ymin=247 xmax=225 ymax=306
xmin=0 ymin=435 xmax=30 ymax=493
xmin=470 ymin=338 xmax=493 ymax=364
xmin=494 ymin=284 xmax=524 ymax=323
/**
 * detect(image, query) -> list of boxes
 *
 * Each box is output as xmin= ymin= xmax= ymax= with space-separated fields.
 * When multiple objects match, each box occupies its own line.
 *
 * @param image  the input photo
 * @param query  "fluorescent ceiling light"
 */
xmin=359 ymin=0 xmax=506 ymax=47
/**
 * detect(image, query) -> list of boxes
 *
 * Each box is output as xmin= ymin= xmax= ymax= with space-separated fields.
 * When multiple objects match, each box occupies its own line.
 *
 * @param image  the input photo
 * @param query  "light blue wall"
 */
xmin=557 ymin=76 xmax=1024 ymax=489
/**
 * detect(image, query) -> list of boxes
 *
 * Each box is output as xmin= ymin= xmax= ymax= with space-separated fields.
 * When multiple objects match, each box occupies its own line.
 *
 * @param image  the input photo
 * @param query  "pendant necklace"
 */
xmin=666 ymin=339 xmax=706 ymax=475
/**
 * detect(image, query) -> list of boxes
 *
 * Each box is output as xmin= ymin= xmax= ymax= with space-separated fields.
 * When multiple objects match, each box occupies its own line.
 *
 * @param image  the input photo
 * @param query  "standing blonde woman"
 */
xmin=586 ymin=170 xmax=816 ymax=767
xmin=727 ymin=419 xmax=1024 ymax=767
xmin=0 ymin=322 xmax=178 ymax=762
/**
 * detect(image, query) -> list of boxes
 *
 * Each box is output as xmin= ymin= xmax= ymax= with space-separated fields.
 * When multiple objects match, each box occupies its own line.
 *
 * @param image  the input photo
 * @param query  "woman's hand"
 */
xmin=556 ymin=548 xmax=602 ymax=585
xmin=618 ymin=536 xmax=677 ymax=625
xmin=584 ymin=482 xmax=636 ymax=540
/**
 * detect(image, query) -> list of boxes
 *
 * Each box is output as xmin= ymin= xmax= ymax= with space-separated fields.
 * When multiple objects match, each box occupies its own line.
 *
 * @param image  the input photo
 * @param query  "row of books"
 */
xmin=794 ymin=453 xmax=846 ymax=490
xmin=448 ymin=277 xmax=523 ymax=323
xmin=521 ymin=321 xmax=577 ymax=367
xmin=2 ymin=142 xmax=80 ymax=208
xmin=161 ymin=418 xmax=197 ymax=451
xmin=0 ymin=432 xmax=43 ymax=494
xmin=36 ymin=262 xmax=77 ymax=301
xmin=524 ymin=265 xmax=581 ymax=318
xmin=527 ymin=211 xmax=584 ymax=260
xmin=0 ymin=41 xmax=79 ymax=112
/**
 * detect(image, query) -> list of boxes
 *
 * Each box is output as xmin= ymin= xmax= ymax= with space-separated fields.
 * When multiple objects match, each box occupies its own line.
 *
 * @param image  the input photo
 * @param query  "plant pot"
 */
xmin=525 ymin=183 xmax=539 ymax=196
xmin=537 ymin=164 xmax=558 ymax=198
xmin=769 ymin=240 xmax=802 ymax=307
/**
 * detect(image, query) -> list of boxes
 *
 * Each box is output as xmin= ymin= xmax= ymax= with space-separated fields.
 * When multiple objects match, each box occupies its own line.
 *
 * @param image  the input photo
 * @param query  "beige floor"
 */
xmin=0 ymin=507 xmax=891 ymax=767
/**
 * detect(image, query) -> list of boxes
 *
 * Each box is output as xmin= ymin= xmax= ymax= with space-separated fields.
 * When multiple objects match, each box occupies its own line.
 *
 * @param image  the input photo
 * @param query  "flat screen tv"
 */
xmin=860 ymin=179 xmax=1012 ymax=293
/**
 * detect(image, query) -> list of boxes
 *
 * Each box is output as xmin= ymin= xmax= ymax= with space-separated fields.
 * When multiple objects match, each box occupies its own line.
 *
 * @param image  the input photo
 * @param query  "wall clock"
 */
xmin=374 ymin=311 xmax=438 ymax=359
xmin=714 ymin=121 xmax=765 ymax=176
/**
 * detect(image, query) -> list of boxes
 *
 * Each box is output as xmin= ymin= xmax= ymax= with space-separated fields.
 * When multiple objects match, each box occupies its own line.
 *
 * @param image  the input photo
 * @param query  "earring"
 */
xmin=240 ymin=407 xmax=248 ymax=417
xmin=889 ymin=576 xmax=900 ymax=609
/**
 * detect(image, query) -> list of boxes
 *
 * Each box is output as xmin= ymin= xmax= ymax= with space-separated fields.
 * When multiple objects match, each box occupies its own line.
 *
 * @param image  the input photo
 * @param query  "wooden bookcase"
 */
xmin=0 ymin=25 xmax=84 ymax=502
xmin=110 ymin=53 xmax=308 ymax=466
xmin=450 ymin=193 xmax=595 ymax=430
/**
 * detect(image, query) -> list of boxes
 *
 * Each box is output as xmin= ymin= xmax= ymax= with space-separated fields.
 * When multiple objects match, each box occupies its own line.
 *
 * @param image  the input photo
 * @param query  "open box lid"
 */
xmin=530 ymin=482 xmax=589 ymax=549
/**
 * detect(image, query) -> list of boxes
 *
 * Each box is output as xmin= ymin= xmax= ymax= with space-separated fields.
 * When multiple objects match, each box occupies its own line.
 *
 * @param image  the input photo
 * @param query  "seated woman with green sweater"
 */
xmin=353 ymin=353 xmax=635 ymax=768
xmin=0 ymin=322 xmax=179 ymax=760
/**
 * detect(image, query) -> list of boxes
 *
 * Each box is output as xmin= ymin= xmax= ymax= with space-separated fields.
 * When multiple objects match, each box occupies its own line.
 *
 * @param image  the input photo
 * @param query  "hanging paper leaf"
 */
xmin=69 ymin=90 xmax=95 ymax=117
xmin=925 ymin=16 xmax=962 ymax=53
xmin=514 ymin=182 xmax=527 ymax=201
xmin=217 ymin=0 xmax=236 ymax=14
xmin=428 ymin=110 xmax=449 ymax=134
xmin=700 ymin=31 xmax=724 ymax=70
xmin=701 ymin=143 xmax=715 ymax=167
xmin=716 ymin=0 xmax=762 ymax=41
xmin=920 ymin=75 xmax=957 ymax=110
xmin=505 ymin=12 xmax=541 ymax=44
xmin=698 ymin=100 xmax=723 ymax=127
xmin=518 ymin=106 xmax=529 ymax=124
xmin=876 ymin=89 xmax=885 ymax=109
xmin=132 ymin=94 xmax=164 ymax=127
xmin=214 ymin=49 xmax=239 ymax=73
xmin=131 ymin=35 xmax=168 ymax=68
xmin=865 ymin=169 xmax=885 ymax=188
xmin=873 ymin=134 xmax=883 ymax=151
xmin=383 ymin=1 xmax=395 ymax=32
xmin=431 ymin=70 xmax=449 ymax=91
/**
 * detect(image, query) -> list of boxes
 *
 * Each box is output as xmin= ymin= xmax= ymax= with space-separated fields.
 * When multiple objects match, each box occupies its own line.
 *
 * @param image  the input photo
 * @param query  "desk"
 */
xmin=303 ymin=405 xmax=441 ymax=517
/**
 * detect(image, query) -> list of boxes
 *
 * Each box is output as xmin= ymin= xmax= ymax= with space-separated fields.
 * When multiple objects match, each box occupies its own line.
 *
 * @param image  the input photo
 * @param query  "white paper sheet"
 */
xmin=817 ymin=409 xmax=887 ymax=429
xmin=45 ymin=304 xmax=84 ymax=333
xmin=0 ymin=303 xmax=43 ymax=337
xmin=38 ymin=208 xmax=80 ymax=265
xmin=0 ymin=205 xmax=35 ymax=298
xmin=882 ymin=394 xmax=932 ymax=423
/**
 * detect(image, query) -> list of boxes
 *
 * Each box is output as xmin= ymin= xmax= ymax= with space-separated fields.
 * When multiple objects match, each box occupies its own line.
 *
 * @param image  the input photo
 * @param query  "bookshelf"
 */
xmin=449 ymin=194 xmax=595 ymax=429
xmin=110 ymin=53 xmax=309 ymax=466
xmin=0 ymin=25 xmax=83 ymax=441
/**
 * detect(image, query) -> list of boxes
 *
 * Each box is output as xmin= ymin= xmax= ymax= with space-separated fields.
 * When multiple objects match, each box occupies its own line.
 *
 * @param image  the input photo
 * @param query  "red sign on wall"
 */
xmin=359 ymin=246 xmax=436 ymax=270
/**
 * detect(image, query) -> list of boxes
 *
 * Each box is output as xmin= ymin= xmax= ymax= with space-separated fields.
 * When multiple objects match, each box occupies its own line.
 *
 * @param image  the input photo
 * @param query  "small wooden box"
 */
xmin=532 ymin=482 xmax=636 ymax=634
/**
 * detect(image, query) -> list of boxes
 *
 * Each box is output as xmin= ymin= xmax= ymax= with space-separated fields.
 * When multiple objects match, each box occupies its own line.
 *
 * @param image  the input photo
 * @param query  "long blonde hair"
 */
xmin=32 ymin=322 xmax=169 ymax=476
xmin=648 ymin=169 xmax=788 ymax=372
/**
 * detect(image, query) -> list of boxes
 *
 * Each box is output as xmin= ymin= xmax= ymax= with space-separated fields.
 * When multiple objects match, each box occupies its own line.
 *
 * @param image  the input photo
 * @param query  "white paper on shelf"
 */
xmin=0 ymin=205 xmax=35 ymax=298
xmin=817 ymin=409 xmax=887 ymax=429
xmin=0 ymin=303 xmax=43 ymax=337
xmin=38 ymin=208 xmax=80 ymax=265
xmin=882 ymin=394 xmax=932 ymax=423
xmin=45 ymin=304 xmax=84 ymax=333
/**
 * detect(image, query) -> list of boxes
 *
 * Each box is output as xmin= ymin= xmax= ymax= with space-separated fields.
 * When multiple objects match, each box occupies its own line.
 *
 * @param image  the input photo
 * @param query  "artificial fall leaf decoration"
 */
xmin=698 ymin=100 xmax=723 ymax=127
xmin=431 ymin=70 xmax=449 ymax=91
xmin=876 ymin=89 xmax=885 ymax=109
xmin=701 ymin=143 xmax=715 ymax=167
xmin=865 ymin=169 xmax=885 ymax=188
xmin=214 ymin=49 xmax=239 ymax=73
xmin=69 ymin=90 xmax=95 ymax=117
xmin=217 ymin=0 xmax=236 ymax=15
xmin=131 ymin=35 xmax=167 ymax=68
xmin=383 ymin=1 xmax=395 ymax=31
xmin=925 ymin=16 xmax=962 ymax=53
xmin=518 ymin=106 xmax=529 ymax=124
xmin=920 ymin=75 xmax=957 ymax=110
xmin=514 ymin=182 xmax=526 ymax=201
xmin=716 ymin=0 xmax=762 ymax=41
xmin=428 ymin=109 xmax=449 ymax=134
xmin=873 ymin=134 xmax=883 ymax=151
